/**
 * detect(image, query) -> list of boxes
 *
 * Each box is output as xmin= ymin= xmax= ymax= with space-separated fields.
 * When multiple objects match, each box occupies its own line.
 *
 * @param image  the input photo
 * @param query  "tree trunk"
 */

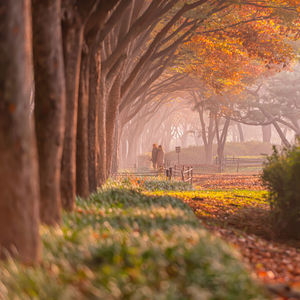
xmin=60 ymin=7 xmax=84 ymax=210
xmin=32 ymin=0 xmax=65 ymax=225
xmin=0 ymin=0 xmax=41 ymax=263
xmin=262 ymin=125 xmax=271 ymax=143
xmin=76 ymin=51 xmax=89 ymax=198
xmin=237 ymin=123 xmax=244 ymax=142
xmin=106 ymin=75 xmax=121 ymax=177
xmin=272 ymin=121 xmax=291 ymax=148
xmin=204 ymin=143 xmax=213 ymax=164
xmin=97 ymin=76 xmax=106 ymax=185
xmin=88 ymin=47 xmax=101 ymax=192
xmin=112 ymin=111 xmax=120 ymax=174
xmin=216 ymin=119 xmax=230 ymax=172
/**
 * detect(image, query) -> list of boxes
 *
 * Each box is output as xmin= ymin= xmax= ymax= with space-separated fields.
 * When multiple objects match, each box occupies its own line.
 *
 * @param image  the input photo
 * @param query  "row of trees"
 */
xmin=0 ymin=0 xmax=299 ymax=263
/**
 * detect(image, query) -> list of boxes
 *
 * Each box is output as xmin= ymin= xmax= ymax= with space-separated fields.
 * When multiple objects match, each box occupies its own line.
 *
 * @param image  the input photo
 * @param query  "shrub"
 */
xmin=262 ymin=145 xmax=300 ymax=239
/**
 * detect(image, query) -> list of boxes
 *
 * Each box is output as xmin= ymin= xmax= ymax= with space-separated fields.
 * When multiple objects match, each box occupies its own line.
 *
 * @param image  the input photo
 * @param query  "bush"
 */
xmin=262 ymin=145 xmax=300 ymax=239
xmin=0 ymin=188 xmax=267 ymax=299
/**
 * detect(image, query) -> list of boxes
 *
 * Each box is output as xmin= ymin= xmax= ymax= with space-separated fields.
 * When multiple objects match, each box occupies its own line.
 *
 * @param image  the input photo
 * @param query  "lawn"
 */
xmin=0 ymin=181 xmax=267 ymax=300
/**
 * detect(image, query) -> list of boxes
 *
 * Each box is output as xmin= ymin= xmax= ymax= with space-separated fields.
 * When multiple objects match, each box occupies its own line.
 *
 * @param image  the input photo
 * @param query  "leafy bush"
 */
xmin=0 ymin=188 xmax=267 ymax=299
xmin=262 ymin=145 xmax=300 ymax=239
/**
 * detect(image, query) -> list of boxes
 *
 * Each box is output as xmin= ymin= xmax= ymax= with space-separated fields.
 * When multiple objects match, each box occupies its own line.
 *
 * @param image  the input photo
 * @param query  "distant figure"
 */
xmin=156 ymin=145 xmax=165 ymax=169
xmin=151 ymin=144 xmax=158 ymax=169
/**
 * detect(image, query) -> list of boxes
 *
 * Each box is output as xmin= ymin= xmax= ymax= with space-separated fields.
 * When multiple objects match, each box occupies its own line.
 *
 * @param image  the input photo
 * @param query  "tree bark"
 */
xmin=262 ymin=124 xmax=271 ymax=143
xmin=215 ymin=118 xmax=230 ymax=172
xmin=76 ymin=51 xmax=90 ymax=198
xmin=0 ymin=0 xmax=41 ymax=263
xmin=88 ymin=47 xmax=101 ymax=192
xmin=60 ymin=5 xmax=84 ymax=210
xmin=97 ymin=79 xmax=106 ymax=185
xmin=106 ymin=75 xmax=121 ymax=177
xmin=112 ymin=115 xmax=120 ymax=174
xmin=32 ymin=0 xmax=65 ymax=224
xmin=237 ymin=123 xmax=244 ymax=142
xmin=272 ymin=121 xmax=291 ymax=148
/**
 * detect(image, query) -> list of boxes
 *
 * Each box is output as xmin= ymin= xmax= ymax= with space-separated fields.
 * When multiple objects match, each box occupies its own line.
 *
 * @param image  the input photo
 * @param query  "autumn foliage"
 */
xmin=178 ymin=2 xmax=299 ymax=93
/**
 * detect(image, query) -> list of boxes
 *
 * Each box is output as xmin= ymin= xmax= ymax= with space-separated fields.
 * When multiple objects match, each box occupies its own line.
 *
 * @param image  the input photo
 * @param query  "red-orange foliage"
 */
xmin=177 ymin=2 xmax=299 ymax=93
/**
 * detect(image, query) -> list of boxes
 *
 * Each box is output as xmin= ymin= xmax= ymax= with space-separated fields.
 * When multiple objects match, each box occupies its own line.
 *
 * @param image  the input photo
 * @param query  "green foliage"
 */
xmin=142 ymin=179 xmax=193 ymax=191
xmin=0 ymin=188 xmax=266 ymax=299
xmin=262 ymin=144 xmax=300 ymax=239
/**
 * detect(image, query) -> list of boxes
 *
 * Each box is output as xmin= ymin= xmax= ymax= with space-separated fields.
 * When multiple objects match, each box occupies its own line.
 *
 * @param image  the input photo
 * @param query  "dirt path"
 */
xmin=188 ymin=174 xmax=300 ymax=299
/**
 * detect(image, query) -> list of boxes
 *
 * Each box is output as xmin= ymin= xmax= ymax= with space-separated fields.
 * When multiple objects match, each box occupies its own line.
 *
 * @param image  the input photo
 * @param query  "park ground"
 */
xmin=172 ymin=174 xmax=300 ymax=296
xmin=1 ymin=174 xmax=300 ymax=299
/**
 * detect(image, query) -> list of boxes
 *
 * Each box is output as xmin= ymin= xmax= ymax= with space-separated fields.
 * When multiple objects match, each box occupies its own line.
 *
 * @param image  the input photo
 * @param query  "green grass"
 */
xmin=0 ymin=185 xmax=267 ymax=299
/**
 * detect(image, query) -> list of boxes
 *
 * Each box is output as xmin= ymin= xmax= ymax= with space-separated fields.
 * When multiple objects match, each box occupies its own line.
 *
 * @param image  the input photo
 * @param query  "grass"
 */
xmin=145 ymin=189 xmax=268 ymax=206
xmin=0 ymin=180 xmax=268 ymax=299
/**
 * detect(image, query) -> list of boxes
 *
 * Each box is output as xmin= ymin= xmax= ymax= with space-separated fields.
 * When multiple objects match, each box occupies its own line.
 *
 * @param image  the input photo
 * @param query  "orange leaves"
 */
xmin=177 ymin=1 xmax=298 ymax=94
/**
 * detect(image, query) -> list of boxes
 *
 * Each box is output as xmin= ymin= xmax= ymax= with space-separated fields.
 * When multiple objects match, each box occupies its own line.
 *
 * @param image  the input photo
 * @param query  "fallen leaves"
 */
xmin=193 ymin=174 xmax=264 ymax=190
xmin=184 ymin=174 xmax=300 ymax=299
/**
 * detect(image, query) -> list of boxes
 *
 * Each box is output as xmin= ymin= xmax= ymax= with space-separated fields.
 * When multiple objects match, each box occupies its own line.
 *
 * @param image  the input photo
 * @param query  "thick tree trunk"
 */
xmin=262 ymin=125 xmax=271 ymax=143
xmin=106 ymin=75 xmax=121 ymax=177
xmin=76 ymin=51 xmax=90 ymax=198
xmin=60 ymin=9 xmax=84 ymax=210
xmin=32 ymin=0 xmax=65 ymax=225
xmin=88 ymin=47 xmax=101 ymax=192
xmin=0 ymin=0 xmax=41 ymax=263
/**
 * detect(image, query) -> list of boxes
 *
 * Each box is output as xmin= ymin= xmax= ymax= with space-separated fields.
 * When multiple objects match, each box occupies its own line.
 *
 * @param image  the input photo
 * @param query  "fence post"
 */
xmin=181 ymin=166 xmax=184 ymax=181
xmin=191 ymin=167 xmax=193 ymax=185
xmin=169 ymin=167 xmax=172 ymax=181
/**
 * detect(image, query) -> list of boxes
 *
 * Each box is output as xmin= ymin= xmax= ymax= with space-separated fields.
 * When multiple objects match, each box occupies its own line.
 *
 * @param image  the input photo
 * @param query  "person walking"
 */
xmin=151 ymin=144 xmax=158 ymax=169
xmin=156 ymin=145 xmax=165 ymax=169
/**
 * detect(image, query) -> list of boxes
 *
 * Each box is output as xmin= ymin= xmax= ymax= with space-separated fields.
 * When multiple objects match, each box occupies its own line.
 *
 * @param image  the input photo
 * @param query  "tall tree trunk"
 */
xmin=204 ymin=143 xmax=214 ymax=164
xmin=215 ymin=118 xmax=230 ymax=172
xmin=88 ymin=47 xmax=101 ymax=192
xmin=60 ymin=7 xmax=84 ymax=210
xmin=106 ymin=75 xmax=121 ymax=177
xmin=32 ymin=0 xmax=65 ymax=225
xmin=76 ymin=51 xmax=90 ymax=198
xmin=98 ymin=76 xmax=106 ymax=185
xmin=0 ymin=0 xmax=40 ymax=263
xmin=262 ymin=125 xmax=271 ymax=143
xmin=198 ymin=107 xmax=215 ymax=164
xmin=237 ymin=123 xmax=244 ymax=142
xmin=204 ymin=117 xmax=215 ymax=164
xmin=112 ymin=111 xmax=120 ymax=174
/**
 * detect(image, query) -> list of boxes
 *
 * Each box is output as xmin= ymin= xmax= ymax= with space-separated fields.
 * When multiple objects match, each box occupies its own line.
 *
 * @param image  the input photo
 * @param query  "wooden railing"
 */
xmin=166 ymin=165 xmax=193 ymax=184
xmin=113 ymin=165 xmax=194 ymax=185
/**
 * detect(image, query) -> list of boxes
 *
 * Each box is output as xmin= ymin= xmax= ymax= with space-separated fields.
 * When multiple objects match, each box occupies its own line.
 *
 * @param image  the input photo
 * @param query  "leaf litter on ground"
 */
xmin=144 ymin=174 xmax=300 ymax=299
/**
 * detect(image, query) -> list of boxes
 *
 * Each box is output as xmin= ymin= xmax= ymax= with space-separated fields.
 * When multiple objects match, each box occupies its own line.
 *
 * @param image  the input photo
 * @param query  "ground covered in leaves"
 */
xmin=0 ymin=182 xmax=266 ymax=299
xmin=147 ymin=174 xmax=300 ymax=299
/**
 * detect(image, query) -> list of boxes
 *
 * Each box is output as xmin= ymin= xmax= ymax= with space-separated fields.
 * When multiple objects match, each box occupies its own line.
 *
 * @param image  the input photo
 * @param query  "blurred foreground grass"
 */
xmin=0 ymin=179 xmax=267 ymax=299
